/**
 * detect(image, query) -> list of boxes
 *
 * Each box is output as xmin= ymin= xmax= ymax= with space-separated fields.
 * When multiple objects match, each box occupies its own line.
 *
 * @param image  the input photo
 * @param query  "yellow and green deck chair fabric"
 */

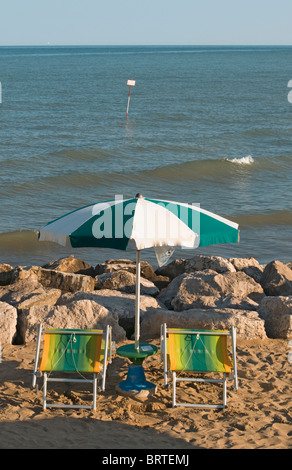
xmin=32 ymin=324 xmax=113 ymax=411
xmin=160 ymin=324 xmax=238 ymax=409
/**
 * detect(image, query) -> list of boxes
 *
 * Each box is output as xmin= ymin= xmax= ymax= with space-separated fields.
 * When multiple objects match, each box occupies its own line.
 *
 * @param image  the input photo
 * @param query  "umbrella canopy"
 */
xmin=39 ymin=194 xmax=239 ymax=349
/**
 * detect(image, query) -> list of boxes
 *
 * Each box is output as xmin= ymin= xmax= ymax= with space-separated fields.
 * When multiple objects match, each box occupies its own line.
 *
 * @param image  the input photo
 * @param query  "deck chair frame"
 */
xmin=160 ymin=323 xmax=238 ymax=409
xmin=32 ymin=323 xmax=113 ymax=411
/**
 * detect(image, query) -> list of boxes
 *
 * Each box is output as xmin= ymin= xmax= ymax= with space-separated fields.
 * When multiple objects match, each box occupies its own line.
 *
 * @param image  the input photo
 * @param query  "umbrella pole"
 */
xmin=115 ymin=247 xmax=158 ymax=397
xmin=135 ymin=249 xmax=141 ymax=351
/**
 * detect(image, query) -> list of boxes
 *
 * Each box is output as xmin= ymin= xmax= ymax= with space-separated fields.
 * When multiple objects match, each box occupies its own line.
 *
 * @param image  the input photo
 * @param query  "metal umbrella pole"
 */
xmin=134 ymin=249 xmax=141 ymax=351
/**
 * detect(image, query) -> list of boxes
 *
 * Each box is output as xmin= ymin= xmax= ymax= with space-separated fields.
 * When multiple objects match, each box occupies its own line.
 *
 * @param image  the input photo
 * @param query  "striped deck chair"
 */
xmin=160 ymin=323 xmax=238 ymax=409
xmin=32 ymin=324 xmax=113 ymax=410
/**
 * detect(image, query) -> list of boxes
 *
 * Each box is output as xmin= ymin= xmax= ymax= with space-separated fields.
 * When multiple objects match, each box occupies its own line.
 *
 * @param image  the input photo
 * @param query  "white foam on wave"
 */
xmin=226 ymin=155 xmax=255 ymax=165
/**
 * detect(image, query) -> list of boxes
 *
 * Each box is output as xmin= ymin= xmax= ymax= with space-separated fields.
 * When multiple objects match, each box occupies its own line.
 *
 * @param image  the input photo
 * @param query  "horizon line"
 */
xmin=0 ymin=43 xmax=292 ymax=47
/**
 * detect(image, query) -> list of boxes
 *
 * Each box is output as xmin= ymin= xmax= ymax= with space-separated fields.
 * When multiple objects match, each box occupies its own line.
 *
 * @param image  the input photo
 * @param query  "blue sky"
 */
xmin=1 ymin=0 xmax=292 ymax=46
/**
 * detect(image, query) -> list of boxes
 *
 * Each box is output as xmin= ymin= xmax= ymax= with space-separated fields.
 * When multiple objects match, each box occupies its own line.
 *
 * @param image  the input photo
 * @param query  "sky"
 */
xmin=0 ymin=0 xmax=292 ymax=46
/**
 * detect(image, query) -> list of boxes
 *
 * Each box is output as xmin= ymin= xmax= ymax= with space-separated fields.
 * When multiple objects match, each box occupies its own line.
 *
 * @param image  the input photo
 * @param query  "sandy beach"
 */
xmin=1 ymin=10 xmax=292 ymax=458
xmin=1 ymin=333 xmax=291 ymax=450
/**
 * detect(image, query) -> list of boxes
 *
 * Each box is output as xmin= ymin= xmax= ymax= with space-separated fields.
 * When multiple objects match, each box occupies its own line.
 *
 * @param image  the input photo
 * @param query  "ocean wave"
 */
xmin=138 ymin=154 xmax=292 ymax=185
xmin=236 ymin=210 xmax=292 ymax=227
xmin=0 ymin=230 xmax=39 ymax=250
xmin=136 ymin=156 xmax=257 ymax=184
xmin=0 ymin=209 xmax=291 ymax=251
xmin=0 ymin=230 xmax=108 ymax=268
xmin=2 ymin=153 xmax=291 ymax=198
xmin=2 ymin=145 xmax=291 ymax=201
xmin=225 ymin=155 xmax=255 ymax=165
xmin=35 ymin=154 xmax=285 ymax=191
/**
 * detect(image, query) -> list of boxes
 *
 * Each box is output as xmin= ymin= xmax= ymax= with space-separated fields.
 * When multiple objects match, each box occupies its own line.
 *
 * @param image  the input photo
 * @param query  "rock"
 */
xmin=42 ymin=254 xmax=95 ymax=276
xmin=241 ymin=266 xmax=264 ymax=284
xmin=149 ymin=275 xmax=170 ymax=291
xmin=229 ymin=257 xmax=264 ymax=283
xmin=95 ymin=258 xmax=170 ymax=289
xmin=57 ymin=289 xmax=166 ymax=338
xmin=185 ymin=255 xmax=237 ymax=273
xmin=260 ymin=260 xmax=292 ymax=296
xmin=0 ymin=263 xmax=14 ymax=286
xmin=229 ymin=256 xmax=262 ymax=271
xmin=0 ymin=302 xmax=18 ymax=344
xmin=0 ymin=279 xmax=62 ymax=309
xmin=12 ymin=265 xmax=95 ymax=292
xmin=156 ymin=254 xmax=236 ymax=280
xmin=210 ymin=294 xmax=259 ymax=311
xmin=95 ymin=258 xmax=152 ymax=276
xmin=95 ymin=270 xmax=159 ymax=296
xmin=141 ymin=307 xmax=267 ymax=340
xmin=23 ymin=299 xmax=126 ymax=343
xmin=155 ymin=258 xmax=187 ymax=280
xmin=157 ymin=270 xmax=265 ymax=311
xmin=259 ymin=296 xmax=292 ymax=338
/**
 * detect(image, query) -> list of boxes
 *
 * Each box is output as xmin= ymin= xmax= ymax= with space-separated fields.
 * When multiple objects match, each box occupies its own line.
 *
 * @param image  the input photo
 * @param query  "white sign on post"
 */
xmin=126 ymin=79 xmax=136 ymax=119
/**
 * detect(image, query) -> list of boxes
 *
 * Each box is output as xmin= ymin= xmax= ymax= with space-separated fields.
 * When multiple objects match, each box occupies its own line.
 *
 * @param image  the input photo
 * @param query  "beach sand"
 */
xmin=0 ymin=336 xmax=291 ymax=450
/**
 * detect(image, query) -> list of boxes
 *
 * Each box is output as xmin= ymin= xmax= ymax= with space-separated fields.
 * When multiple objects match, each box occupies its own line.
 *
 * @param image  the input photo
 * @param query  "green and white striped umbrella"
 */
xmin=39 ymin=194 xmax=239 ymax=349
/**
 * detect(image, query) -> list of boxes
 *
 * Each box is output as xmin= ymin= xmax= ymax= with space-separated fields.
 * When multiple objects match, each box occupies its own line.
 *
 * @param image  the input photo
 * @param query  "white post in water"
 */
xmin=135 ymin=249 xmax=141 ymax=350
xmin=0 ymin=82 xmax=2 ymax=104
xmin=126 ymin=79 xmax=135 ymax=119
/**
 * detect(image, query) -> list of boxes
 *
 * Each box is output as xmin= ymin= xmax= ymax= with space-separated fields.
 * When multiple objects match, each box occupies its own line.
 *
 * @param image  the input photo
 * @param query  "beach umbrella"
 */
xmin=39 ymin=193 xmax=239 ymax=350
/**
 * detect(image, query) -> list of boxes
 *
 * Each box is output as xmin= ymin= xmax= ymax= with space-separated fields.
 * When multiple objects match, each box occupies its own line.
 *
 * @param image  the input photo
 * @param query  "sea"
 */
xmin=0 ymin=45 xmax=291 ymax=269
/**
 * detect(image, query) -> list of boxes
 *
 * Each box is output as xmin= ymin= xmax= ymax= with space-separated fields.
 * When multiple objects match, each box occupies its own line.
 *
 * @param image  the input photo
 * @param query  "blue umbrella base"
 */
xmin=116 ymin=364 xmax=157 ymax=397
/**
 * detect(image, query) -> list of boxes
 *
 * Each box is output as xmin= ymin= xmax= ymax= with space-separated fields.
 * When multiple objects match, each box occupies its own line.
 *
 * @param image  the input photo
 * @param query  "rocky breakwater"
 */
xmin=0 ymin=254 xmax=291 ymax=345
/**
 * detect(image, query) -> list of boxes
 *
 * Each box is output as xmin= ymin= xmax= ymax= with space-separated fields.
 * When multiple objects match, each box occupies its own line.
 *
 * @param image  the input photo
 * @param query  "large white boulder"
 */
xmin=12 ymin=265 xmax=95 ymax=292
xmin=157 ymin=269 xmax=265 ymax=311
xmin=23 ymin=299 xmax=126 ymax=343
xmin=141 ymin=307 xmax=267 ymax=340
xmin=259 ymin=296 xmax=292 ymax=338
xmin=260 ymin=261 xmax=292 ymax=296
xmin=0 ymin=279 xmax=61 ymax=309
xmin=0 ymin=301 xmax=18 ymax=344
xmin=57 ymin=289 xmax=166 ymax=337
xmin=156 ymin=254 xmax=236 ymax=280
xmin=95 ymin=270 xmax=159 ymax=296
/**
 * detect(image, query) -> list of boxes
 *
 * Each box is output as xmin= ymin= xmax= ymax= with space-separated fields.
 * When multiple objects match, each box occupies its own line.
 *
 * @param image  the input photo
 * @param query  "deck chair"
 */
xmin=160 ymin=323 xmax=238 ymax=409
xmin=32 ymin=324 xmax=114 ymax=410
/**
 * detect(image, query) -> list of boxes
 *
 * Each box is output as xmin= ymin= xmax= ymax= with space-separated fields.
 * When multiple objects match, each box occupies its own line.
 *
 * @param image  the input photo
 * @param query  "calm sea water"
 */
xmin=0 ymin=45 xmax=291 ymax=268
